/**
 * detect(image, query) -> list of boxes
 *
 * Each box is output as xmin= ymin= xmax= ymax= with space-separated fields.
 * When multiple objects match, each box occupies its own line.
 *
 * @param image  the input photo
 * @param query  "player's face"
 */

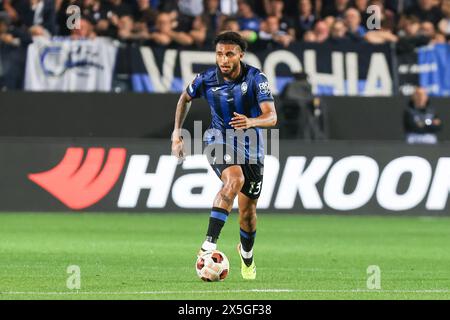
xmin=215 ymin=43 xmax=243 ymax=78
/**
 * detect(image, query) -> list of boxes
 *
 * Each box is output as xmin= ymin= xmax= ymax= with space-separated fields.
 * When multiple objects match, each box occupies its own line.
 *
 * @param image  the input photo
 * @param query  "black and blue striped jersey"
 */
xmin=186 ymin=63 xmax=274 ymax=163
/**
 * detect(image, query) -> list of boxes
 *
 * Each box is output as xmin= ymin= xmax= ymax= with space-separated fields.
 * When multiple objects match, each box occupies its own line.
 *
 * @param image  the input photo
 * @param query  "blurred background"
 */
xmin=0 ymin=0 xmax=450 ymax=215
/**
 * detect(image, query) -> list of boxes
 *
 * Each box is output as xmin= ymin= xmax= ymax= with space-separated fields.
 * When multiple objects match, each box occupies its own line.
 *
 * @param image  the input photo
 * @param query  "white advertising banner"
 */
xmin=25 ymin=37 xmax=118 ymax=91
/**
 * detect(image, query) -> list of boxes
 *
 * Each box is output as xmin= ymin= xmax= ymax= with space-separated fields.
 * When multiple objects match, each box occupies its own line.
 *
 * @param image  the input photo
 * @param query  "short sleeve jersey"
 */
xmin=186 ymin=63 xmax=274 ymax=163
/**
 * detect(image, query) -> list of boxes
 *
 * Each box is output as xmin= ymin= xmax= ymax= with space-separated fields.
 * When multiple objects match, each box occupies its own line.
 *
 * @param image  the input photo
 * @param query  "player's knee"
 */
xmin=240 ymin=205 xmax=257 ymax=220
xmin=223 ymin=175 xmax=245 ymax=194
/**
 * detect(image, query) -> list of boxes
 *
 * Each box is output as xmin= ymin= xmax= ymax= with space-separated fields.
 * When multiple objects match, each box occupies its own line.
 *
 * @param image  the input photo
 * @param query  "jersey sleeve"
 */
xmin=186 ymin=73 xmax=203 ymax=99
xmin=254 ymin=72 xmax=274 ymax=103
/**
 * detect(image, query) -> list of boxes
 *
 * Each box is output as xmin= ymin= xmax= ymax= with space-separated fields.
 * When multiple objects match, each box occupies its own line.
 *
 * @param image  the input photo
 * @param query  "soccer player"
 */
xmin=171 ymin=31 xmax=277 ymax=280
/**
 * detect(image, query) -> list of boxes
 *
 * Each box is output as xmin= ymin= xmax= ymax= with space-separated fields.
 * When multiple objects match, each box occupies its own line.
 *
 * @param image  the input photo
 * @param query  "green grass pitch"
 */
xmin=0 ymin=213 xmax=449 ymax=300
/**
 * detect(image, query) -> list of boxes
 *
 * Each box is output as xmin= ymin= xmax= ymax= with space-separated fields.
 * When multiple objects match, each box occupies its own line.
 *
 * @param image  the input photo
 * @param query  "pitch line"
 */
xmin=1 ymin=289 xmax=450 ymax=295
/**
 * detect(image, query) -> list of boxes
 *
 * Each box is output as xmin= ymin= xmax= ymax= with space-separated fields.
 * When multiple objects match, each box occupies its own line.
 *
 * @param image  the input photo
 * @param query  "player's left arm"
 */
xmin=229 ymin=101 xmax=277 ymax=129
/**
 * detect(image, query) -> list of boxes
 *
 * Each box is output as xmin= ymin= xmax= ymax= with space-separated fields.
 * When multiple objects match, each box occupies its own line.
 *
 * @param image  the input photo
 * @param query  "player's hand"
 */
xmin=171 ymin=137 xmax=186 ymax=163
xmin=229 ymin=112 xmax=254 ymax=129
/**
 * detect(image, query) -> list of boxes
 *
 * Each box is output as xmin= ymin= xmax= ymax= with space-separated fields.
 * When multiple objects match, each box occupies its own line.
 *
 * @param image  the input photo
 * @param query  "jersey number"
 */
xmin=248 ymin=181 xmax=262 ymax=195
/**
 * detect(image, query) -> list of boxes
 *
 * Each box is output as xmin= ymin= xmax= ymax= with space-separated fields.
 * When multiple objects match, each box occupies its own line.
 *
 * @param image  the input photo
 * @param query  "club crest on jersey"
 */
xmin=258 ymin=81 xmax=271 ymax=95
xmin=241 ymin=82 xmax=248 ymax=94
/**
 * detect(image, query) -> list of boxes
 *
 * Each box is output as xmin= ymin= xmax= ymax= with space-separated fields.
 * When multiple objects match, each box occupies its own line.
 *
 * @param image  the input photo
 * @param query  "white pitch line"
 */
xmin=1 ymin=289 xmax=450 ymax=295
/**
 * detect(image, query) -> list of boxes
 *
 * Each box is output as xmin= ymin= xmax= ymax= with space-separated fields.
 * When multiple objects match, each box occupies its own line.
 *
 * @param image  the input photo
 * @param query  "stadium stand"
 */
xmin=0 ymin=0 xmax=447 ymax=45
xmin=0 ymin=1 xmax=449 ymax=91
xmin=2 ymin=0 xmax=450 ymax=140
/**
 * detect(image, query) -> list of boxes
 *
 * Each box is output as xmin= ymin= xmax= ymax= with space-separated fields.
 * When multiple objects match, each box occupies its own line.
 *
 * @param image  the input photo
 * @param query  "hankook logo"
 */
xmin=27 ymin=148 xmax=450 ymax=212
xmin=29 ymin=147 xmax=127 ymax=210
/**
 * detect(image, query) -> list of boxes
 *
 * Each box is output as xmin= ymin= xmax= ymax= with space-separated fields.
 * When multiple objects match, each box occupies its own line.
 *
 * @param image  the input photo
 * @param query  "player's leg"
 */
xmin=238 ymin=192 xmax=257 ymax=268
xmin=236 ymin=163 xmax=263 ymax=279
xmin=200 ymin=165 xmax=245 ymax=253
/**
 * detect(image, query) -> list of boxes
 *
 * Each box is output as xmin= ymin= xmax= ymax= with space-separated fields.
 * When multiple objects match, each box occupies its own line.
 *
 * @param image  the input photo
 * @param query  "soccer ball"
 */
xmin=196 ymin=250 xmax=230 ymax=282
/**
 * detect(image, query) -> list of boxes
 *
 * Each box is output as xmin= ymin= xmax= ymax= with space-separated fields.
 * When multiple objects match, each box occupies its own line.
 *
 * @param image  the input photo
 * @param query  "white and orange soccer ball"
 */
xmin=195 ymin=250 xmax=230 ymax=282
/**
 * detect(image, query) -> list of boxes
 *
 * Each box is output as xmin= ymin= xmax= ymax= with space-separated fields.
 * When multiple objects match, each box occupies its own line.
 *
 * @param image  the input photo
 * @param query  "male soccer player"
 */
xmin=171 ymin=31 xmax=277 ymax=280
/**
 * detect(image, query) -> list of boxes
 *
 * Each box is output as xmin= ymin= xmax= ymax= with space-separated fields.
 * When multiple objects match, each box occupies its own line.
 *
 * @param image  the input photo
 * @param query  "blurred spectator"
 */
xmin=219 ymin=15 xmax=238 ymax=32
xmin=176 ymin=10 xmax=194 ymax=32
xmin=178 ymin=0 xmax=203 ymax=17
xmin=303 ymin=29 xmax=316 ymax=41
xmin=62 ymin=0 xmax=131 ymax=38
xmin=0 ymin=11 xmax=29 ymax=89
xmin=323 ymin=14 xmax=336 ymax=27
xmin=344 ymin=7 xmax=366 ymax=40
xmin=219 ymin=16 xmax=258 ymax=43
xmin=420 ymin=20 xmax=446 ymax=43
xmin=0 ymin=0 xmax=448 ymax=48
xmin=11 ymin=0 xmax=56 ymax=35
xmin=75 ymin=0 xmax=118 ymax=37
xmin=0 ymin=10 xmax=30 ymax=46
xmin=267 ymin=0 xmax=295 ymax=38
xmin=201 ymin=0 xmax=225 ymax=46
xmin=420 ymin=20 xmax=436 ymax=37
xmin=189 ymin=15 xmax=207 ymax=47
xmin=405 ymin=0 xmax=443 ymax=25
xmin=220 ymin=0 xmax=238 ymax=15
xmin=393 ymin=0 xmax=417 ymax=13
xmin=438 ymin=0 xmax=450 ymax=39
xmin=253 ymin=0 xmax=269 ymax=18
xmin=117 ymin=14 xmax=150 ymax=40
xmin=322 ymin=0 xmax=350 ymax=19
xmin=364 ymin=18 xmax=398 ymax=43
xmin=368 ymin=0 xmax=396 ymax=32
xmin=329 ymin=18 xmax=348 ymax=42
xmin=352 ymin=0 xmax=370 ymax=28
xmin=313 ymin=0 xmax=323 ymax=17
xmin=175 ymin=10 xmax=206 ymax=47
xmin=3 ymin=0 xmax=19 ymax=23
xmin=70 ymin=16 xmax=96 ymax=39
xmin=404 ymin=86 xmax=442 ymax=144
xmin=82 ymin=0 xmax=104 ymax=25
xmin=149 ymin=11 xmax=173 ymax=45
xmin=149 ymin=11 xmax=194 ymax=47
xmin=259 ymin=15 xmax=294 ymax=48
xmin=237 ymin=0 xmax=261 ymax=32
xmin=158 ymin=0 xmax=178 ymax=12
xmin=396 ymin=15 xmax=431 ymax=53
xmin=398 ymin=14 xmax=422 ymax=37
xmin=104 ymin=0 xmax=133 ymax=19
xmin=294 ymin=0 xmax=316 ymax=40
xmin=313 ymin=19 xmax=330 ymax=42
xmin=133 ymin=0 xmax=158 ymax=34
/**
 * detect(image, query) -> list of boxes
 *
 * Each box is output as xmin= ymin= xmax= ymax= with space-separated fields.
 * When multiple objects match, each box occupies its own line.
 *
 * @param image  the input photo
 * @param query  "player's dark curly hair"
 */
xmin=214 ymin=31 xmax=248 ymax=52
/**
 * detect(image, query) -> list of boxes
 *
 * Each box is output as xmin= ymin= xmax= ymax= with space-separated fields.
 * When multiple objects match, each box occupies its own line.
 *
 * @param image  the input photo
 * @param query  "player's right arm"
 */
xmin=171 ymin=73 xmax=203 ymax=160
xmin=171 ymin=91 xmax=193 ymax=161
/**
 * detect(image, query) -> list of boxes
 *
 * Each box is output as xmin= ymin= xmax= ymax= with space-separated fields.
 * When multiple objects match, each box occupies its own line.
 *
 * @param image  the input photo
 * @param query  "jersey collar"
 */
xmin=216 ymin=62 xmax=247 ymax=85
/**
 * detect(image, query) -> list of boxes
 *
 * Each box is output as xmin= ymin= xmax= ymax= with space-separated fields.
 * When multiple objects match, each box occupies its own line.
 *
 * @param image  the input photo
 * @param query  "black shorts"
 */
xmin=207 ymin=145 xmax=264 ymax=199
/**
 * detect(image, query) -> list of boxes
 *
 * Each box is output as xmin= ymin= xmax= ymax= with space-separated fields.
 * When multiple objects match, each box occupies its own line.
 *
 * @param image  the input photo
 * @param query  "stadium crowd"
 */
xmin=0 ymin=0 xmax=450 ymax=50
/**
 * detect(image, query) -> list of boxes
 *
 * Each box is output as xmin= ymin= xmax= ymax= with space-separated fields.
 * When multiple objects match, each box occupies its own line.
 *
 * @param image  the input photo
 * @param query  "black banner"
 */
xmin=124 ymin=42 xmax=395 ymax=96
xmin=397 ymin=49 xmax=420 ymax=96
xmin=0 ymin=138 xmax=449 ymax=215
xmin=4 ymin=92 xmax=450 ymax=141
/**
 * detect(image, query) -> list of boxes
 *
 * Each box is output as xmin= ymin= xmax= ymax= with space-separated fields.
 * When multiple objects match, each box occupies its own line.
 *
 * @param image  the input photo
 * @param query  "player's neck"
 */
xmin=223 ymin=63 xmax=242 ymax=82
